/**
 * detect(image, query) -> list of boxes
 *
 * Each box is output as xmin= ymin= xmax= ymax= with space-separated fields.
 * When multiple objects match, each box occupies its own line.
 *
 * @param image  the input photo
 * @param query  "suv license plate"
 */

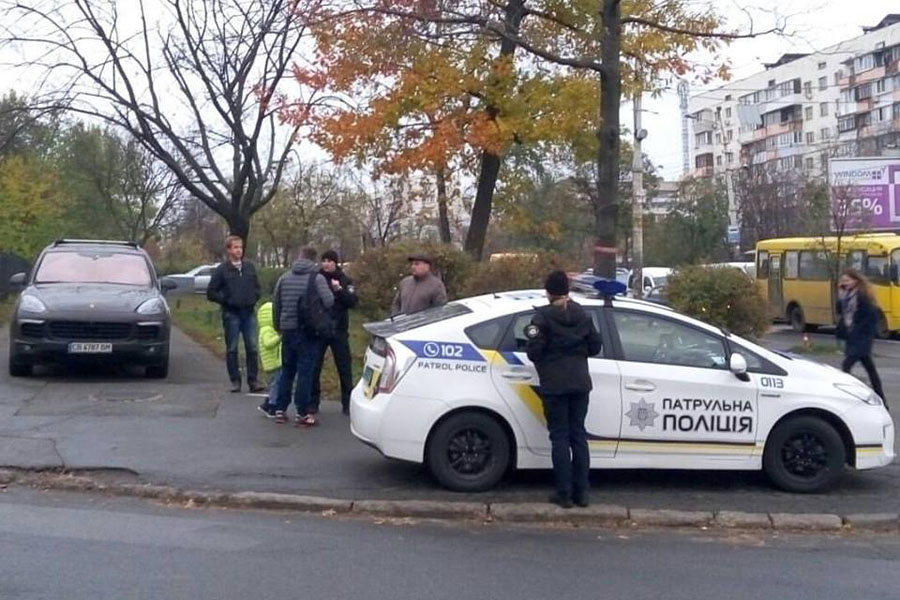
xmin=68 ymin=343 xmax=113 ymax=354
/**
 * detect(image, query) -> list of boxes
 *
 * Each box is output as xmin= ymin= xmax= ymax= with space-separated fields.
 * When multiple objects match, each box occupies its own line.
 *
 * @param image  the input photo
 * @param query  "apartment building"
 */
xmin=686 ymin=14 xmax=900 ymax=180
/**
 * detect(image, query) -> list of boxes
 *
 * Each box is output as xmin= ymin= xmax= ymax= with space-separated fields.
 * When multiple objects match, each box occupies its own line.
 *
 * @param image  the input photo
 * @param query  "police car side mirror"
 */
xmin=729 ymin=353 xmax=750 ymax=382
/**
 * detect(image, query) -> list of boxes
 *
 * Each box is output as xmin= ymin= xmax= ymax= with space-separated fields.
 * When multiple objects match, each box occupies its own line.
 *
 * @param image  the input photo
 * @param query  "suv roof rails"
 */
xmin=53 ymin=239 xmax=139 ymax=248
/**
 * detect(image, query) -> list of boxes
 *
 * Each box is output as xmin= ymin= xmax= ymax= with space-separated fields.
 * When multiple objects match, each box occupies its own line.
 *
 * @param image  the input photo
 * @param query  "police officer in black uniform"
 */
xmin=526 ymin=270 xmax=602 ymax=509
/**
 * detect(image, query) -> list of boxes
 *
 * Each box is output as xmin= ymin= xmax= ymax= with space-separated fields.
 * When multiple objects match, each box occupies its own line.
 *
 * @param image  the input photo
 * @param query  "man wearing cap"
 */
xmin=310 ymin=250 xmax=358 ymax=416
xmin=390 ymin=253 xmax=448 ymax=316
xmin=525 ymin=270 xmax=602 ymax=509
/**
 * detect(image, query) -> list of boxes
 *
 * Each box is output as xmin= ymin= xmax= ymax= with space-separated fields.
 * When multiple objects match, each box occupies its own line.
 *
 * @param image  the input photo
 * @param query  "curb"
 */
xmin=3 ymin=468 xmax=898 ymax=534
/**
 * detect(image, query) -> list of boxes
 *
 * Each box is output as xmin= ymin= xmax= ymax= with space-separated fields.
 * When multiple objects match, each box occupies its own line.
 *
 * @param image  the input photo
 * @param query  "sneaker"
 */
xmin=248 ymin=383 xmax=266 ymax=394
xmin=230 ymin=381 xmax=242 ymax=393
xmin=342 ymin=405 xmax=350 ymax=416
xmin=257 ymin=403 xmax=276 ymax=418
xmin=573 ymin=494 xmax=590 ymax=508
xmin=273 ymin=410 xmax=287 ymax=424
xmin=548 ymin=493 xmax=574 ymax=509
xmin=295 ymin=414 xmax=317 ymax=427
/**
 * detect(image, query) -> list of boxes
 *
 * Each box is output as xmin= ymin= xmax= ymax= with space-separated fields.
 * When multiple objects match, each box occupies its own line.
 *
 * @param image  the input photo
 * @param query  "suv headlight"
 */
xmin=18 ymin=295 xmax=47 ymax=314
xmin=835 ymin=383 xmax=883 ymax=406
xmin=136 ymin=298 xmax=167 ymax=315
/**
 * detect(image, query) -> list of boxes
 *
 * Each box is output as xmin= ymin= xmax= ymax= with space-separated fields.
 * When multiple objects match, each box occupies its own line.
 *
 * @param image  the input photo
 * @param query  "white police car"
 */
xmin=350 ymin=290 xmax=894 ymax=493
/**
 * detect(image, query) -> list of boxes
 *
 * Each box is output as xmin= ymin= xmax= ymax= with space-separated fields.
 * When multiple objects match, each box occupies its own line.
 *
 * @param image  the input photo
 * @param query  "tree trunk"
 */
xmin=463 ymin=0 xmax=526 ymax=261
xmin=225 ymin=212 xmax=251 ymax=247
xmin=465 ymin=152 xmax=503 ymax=259
xmin=436 ymin=165 xmax=452 ymax=244
xmin=594 ymin=0 xmax=622 ymax=279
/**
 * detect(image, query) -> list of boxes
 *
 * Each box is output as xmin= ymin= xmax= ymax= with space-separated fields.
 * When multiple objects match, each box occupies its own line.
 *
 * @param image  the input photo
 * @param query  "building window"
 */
xmin=804 ymin=81 xmax=812 ymax=96
xmin=793 ymin=131 xmax=803 ymax=144
xmin=725 ymin=94 xmax=732 ymax=101
xmin=726 ymin=152 xmax=734 ymax=164
xmin=855 ymin=53 xmax=875 ymax=73
xmin=695 ymin=131 xmax=712 ymax=146
xmin=818 ymin=61 xmax=827 ymax=70
xmin=726 ymin=129 xmax=733 ymax=142
xmin=838 ymin=115 xmax=856 ymax=132
xmin=725 ymin=107 xmax=732 ymax=118
xmin=804 ymin=106 xmax=813 ymax=120
xmin=876 ymin=79 xmax=886 ymax=94
xmin=805 ymin=157 xmax=815 ymax=169
xmin=820 ymin=127 xmax=831 ymax=140
xmin=820 ymin=102 xmax=828 ymax=117
xmin=716 ymin=155 xmax=723 ymax=167
xmin=857 ymin=82 xmax=873 ymax=100
xmin=806 ymin=131 xmax=815 ymax=144
xmin=818 ymin=76 xmax=827 ymax=90
xmin=834 ymin=71 xmax=843 ymax=85
xmin=715 ymin=132 xmax=722 ymax=144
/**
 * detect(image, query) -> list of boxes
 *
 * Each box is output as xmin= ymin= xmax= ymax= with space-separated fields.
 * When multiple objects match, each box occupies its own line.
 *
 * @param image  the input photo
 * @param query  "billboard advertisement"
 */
xmin=829 ymin=157 xmax=900 ymax=231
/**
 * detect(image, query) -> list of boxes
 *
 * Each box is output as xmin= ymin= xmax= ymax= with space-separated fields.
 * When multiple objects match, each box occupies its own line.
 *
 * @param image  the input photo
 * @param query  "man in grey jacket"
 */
xmin=391 ymin=253 xmax=448 ymax=316
xmin=272 ymin=246 xmax=334 ymax=425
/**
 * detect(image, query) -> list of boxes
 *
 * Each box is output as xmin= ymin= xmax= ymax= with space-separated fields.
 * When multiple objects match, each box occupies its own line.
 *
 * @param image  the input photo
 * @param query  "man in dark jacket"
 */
xmin=310 ymin=250 xmax=358 ymax=416
xmin=526 ymin=270 xmax=602 ymax=509
xmin=206 ymin=235 xmax=263 ymax=393
xmin=272 ymin=246 xmax=334 ymax=426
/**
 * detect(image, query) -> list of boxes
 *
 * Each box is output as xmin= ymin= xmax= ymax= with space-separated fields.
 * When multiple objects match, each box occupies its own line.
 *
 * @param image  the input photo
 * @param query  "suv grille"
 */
xmin=49 ymin=321 xmax=132 ymax=340
xmin=20 ymin=323 xmax=45 ymax=338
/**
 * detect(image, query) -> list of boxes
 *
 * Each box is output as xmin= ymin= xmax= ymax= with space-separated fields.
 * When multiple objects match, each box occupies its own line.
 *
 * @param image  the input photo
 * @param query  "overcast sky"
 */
xmin=639 ymin=0 xmax=899 ymax=181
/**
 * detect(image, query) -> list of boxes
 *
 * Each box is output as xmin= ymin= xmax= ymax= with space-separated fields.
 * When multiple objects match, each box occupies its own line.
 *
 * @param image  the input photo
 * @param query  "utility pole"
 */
xmin=632 ymin=84 xmax=647 ymax=299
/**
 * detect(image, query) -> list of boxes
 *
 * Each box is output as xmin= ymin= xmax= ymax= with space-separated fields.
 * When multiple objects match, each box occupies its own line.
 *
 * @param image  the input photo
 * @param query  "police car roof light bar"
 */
xmin=593 ymin=279 xmax=627 ymax=306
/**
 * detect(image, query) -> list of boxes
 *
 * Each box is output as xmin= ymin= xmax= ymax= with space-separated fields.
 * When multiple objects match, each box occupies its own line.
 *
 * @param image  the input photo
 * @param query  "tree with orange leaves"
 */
xmin=295 ymin=0 xmax=784 ymax=265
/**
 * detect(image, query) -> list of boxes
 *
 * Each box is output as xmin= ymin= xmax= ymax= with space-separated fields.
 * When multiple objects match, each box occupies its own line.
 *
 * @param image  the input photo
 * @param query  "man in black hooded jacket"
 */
xmin=310 ymin=250 xmax=359 ymax=415
xmin=526 ymin=270 xmax=602 ymax=509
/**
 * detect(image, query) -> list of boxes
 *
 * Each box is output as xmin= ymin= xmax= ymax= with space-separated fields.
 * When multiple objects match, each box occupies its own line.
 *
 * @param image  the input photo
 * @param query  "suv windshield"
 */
xmin=35 ymin=251 xmax=152 ymax=286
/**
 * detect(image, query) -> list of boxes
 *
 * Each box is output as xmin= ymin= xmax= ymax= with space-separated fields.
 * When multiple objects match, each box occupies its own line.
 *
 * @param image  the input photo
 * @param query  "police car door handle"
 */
xmin=501 ymin=369 xmax=534 ymax=382
xmin=625 ymin=381 xmax=656 ymax=392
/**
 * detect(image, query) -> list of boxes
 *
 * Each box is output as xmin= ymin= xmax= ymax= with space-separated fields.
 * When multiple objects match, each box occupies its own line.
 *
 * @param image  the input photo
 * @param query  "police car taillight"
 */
xmin=377 ymin=345 xmax=398 ymax=394
xmin=376 ymin=344 xmax=414 ymax=395
xmin=370 ymin=336 xmax=388 ymax=357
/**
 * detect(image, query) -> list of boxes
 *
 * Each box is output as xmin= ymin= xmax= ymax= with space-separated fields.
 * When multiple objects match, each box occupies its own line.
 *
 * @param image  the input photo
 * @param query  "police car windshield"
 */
xmin=365 ymin=303 xmax=472 ymax=337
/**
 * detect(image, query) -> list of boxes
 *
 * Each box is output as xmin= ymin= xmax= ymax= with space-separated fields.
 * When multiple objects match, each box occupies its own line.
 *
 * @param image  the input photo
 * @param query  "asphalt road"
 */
xmin=3 ymin=488 xmax=900 ymax=600
xmin=1 ymin=325 xmax=900 ymax=514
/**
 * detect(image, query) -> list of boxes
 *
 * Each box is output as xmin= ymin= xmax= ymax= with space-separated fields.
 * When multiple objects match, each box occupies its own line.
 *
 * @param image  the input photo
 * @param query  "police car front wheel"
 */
xmin=427 ymin=412 xmax=511 ymax=492
xmin=763 ymin=415 xmax=846 ymax=493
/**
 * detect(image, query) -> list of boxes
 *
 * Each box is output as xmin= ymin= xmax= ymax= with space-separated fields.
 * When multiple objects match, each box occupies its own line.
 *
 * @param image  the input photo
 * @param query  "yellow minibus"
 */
xmin=756 ymin=234 xmax=900 ymax=337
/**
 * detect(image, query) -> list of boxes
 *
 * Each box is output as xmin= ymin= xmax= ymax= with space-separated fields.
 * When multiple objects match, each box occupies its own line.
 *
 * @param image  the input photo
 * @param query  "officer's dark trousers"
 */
xmin=541 ymin=392 xmax=590 ymax=499
xmin=310 ymin=332 xmax=353 ymax=412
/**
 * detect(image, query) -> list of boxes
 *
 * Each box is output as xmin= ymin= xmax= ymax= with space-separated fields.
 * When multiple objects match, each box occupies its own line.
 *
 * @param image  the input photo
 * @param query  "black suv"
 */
xmin=8 ymin=240 xmax=176 ymax=378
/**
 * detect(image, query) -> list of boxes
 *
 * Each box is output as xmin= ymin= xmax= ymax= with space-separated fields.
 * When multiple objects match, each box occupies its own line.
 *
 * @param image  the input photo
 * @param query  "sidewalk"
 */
xmin=1 ymin=326 xmax=899 ymax=517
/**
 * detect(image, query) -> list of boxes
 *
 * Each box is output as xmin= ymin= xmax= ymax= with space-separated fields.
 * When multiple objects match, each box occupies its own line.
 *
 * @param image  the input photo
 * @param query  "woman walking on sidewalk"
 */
xmin=836 ymin=268 xmax=886 ymax=407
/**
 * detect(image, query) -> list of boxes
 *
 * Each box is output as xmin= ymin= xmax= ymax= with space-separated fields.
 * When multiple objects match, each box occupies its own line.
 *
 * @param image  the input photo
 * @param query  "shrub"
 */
xmin=257 ymin=267 xmax=283 ymax=300
xmin=461 ymin=253 xmax=574 ymax=297
xmin=666 ymin=265 xmax=768 ymax=339
xmin=349 ymin=242 xmax=473 ymax=318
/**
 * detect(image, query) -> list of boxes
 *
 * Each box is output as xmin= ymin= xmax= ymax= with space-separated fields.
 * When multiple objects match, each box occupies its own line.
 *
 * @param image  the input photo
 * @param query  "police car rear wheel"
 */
xmin=427 ymin=412 xmax=510 ymax=492
xmin=763 ymin=416 xmax=845 ymax=493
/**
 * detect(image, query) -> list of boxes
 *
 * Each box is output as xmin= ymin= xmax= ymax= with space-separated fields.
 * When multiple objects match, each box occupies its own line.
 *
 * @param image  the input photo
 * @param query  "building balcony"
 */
xmin=691 ymin=166 xmax=714 ymax=178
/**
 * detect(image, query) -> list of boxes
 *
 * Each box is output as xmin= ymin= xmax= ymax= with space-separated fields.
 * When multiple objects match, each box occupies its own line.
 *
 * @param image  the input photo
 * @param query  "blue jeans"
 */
xmin=276 ymin=329 xmax=321 ymax=415
xmin=541 ymin=392 xmax=590 ymax=500
xmin=223 ymin=309 xmax=259 ymax=385
xmin=265 ymin=368 xmax=281 ymax=407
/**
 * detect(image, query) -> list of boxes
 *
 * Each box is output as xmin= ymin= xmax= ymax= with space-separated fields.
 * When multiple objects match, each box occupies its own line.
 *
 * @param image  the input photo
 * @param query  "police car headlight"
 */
xmin=136 ymin=298 xmax=167 ymax=315
xmin=835 ymin=383 xmax=883 ymax=406
xmin=18 ymin=295 xmax=47 ymax=314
